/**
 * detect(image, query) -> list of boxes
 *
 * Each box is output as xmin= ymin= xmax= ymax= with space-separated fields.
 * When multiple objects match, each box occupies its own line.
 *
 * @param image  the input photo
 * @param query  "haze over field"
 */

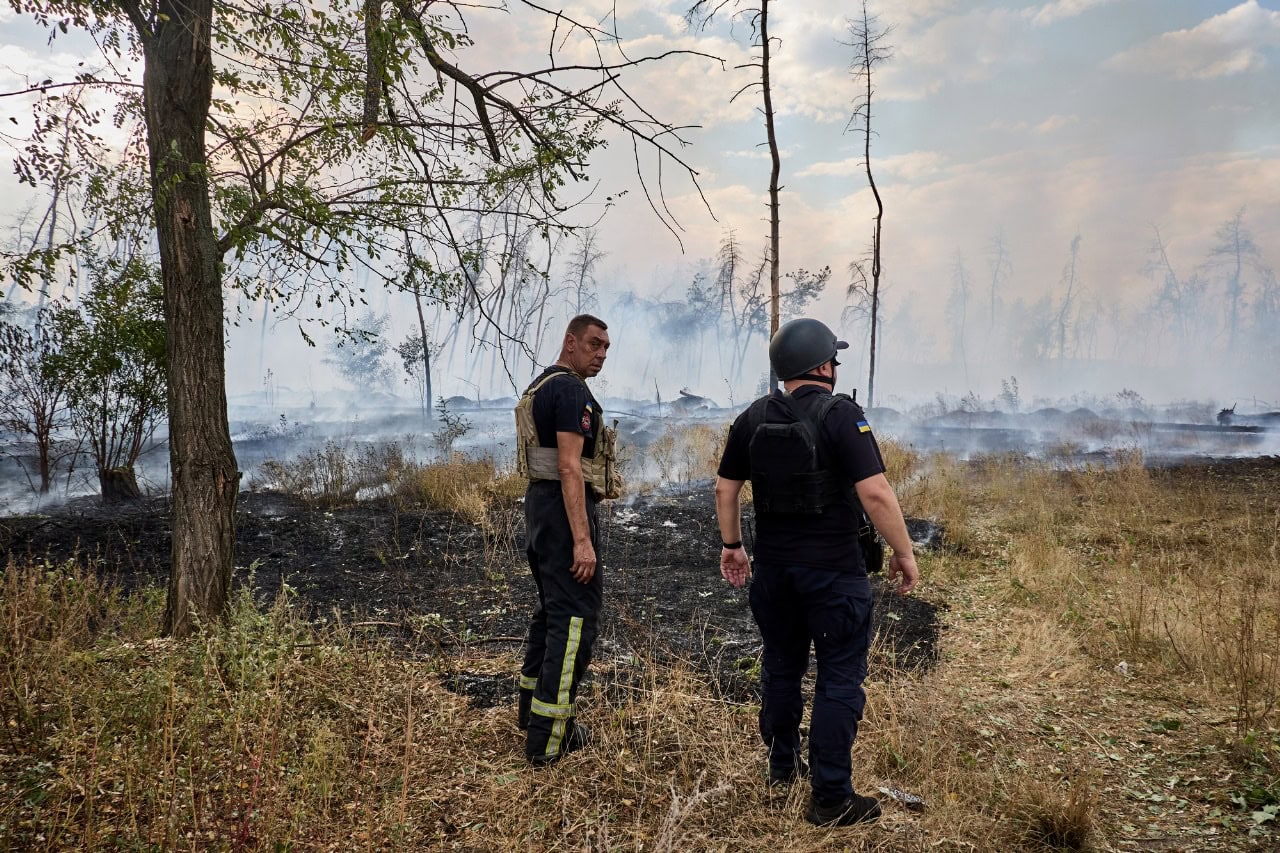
xmin=2 ymin=0 xmax=1278 ymax=411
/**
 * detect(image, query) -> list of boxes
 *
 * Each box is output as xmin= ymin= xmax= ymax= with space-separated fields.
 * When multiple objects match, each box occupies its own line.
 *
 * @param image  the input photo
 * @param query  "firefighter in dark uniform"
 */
xmin=714 ymin=317 xmax=920 ymax=826
xmin=513 ymin=314 xmax=620 ymax=765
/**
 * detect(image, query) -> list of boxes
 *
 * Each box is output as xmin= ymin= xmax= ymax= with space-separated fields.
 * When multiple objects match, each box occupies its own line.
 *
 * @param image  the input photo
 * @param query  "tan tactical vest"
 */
xmin=515 ymin=370 xmax=623 ymax=500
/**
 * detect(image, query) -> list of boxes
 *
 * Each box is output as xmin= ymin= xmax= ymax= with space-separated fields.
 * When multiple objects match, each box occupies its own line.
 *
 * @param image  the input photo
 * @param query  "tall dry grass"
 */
xmin=5 ymin=436 xmax=1279 ymax=850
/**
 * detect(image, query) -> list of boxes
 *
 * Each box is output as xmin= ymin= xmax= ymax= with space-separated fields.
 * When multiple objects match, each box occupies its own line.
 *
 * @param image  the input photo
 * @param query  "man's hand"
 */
xmin=720 ymin=546 xmax=751 ymax=588
xmin=887 ymin=552 xmax=919 ymax=594
xmin=571 ymin=537 xmax=597 ymax=583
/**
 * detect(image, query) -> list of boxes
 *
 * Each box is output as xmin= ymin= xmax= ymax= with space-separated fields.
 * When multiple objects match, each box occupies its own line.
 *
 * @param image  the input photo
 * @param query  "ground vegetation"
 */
xmin=2 ymin=430 xmax=1277 ymax=849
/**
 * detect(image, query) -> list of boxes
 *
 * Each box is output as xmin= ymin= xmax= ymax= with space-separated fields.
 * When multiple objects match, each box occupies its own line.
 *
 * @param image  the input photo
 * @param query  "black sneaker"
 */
xmin=528 ymin=723 xmax=591 ymax=766
xmin=806 ymin=793 xmax=882 ymax=826
xmin=768 ymin=758 xmax=809 ymax=787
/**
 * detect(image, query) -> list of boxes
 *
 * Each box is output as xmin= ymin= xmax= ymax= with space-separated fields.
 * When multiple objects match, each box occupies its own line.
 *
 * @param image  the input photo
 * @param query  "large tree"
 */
xmin=5 ymin=0 xmax=712 ymax=635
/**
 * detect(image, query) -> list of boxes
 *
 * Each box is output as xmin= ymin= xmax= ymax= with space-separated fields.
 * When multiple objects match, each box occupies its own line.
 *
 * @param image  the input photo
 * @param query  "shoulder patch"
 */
xmin=581 ymin=403 xmax=593 ymax=432
xmin=857 ymin=419 xmax=872 ymax=434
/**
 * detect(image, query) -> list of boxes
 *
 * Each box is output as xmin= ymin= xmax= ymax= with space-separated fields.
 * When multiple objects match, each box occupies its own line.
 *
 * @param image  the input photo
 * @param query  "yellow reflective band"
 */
xmin=546 ymin=718 xmax=566 ymax=756
xmin=530 ymin=698 xmax=575 ymax=719
xmin=546 ymin=616 xmax=584 ymax=756
xmin=519 ymin=675 xmax=538 ymax=691
xmin=558 ymin=617 xmax=583 ymax=708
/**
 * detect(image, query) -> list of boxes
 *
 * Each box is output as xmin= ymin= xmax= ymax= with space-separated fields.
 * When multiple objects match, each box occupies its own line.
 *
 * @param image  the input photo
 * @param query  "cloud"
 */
xmin=797 ymin=150 xmax=947 ymax=181
xmin=725 ymin=145 xmax=799 ymax=160
xmin=1105 ymin=1 xmax=1280 ymax=80
xmin=991 ymin=114 xmax=1079 ymax=134
xmin=1028 ymin=0 xmax=1119 ymax=28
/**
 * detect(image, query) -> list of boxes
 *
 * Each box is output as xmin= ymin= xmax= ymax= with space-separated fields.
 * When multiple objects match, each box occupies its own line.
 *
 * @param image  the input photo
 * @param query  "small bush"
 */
xmin=1008 ymin=775 xmax=1095 ymax=851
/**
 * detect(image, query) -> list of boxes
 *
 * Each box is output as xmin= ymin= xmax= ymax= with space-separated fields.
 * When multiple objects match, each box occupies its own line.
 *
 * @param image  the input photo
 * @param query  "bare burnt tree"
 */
xmin=567 ymin=227 xmax=604 ymax=316
xmin=1143 ymin=225 xmax=1210 ymax=363
xmin=987 ymin=229 xmax=1011 ymax=331
xmin=399 ymin=229 xmax=435 ymax=420
xmin=4 ymin=87 xmax=95 ymax=311
xmin=946 ymin=250 xmax=972 ymax=386
xmin=732 ymin=246 xmax=772 ymax=385
xmin=845 ymin=1 xmax=892 ymax=406
xmin=1206 ymin=207 xmax=1267 ymax=359
xmin=0 ymin=310 xmax=73 ymax=494
xmin=686 ymin=0 xmax=783 ymax=388
xmin=1054 ymin=233 xmax=1082 ymax=362
xmin=714 ymin=230 xmax=743 ymax=379
xmin=714 ymin=230 xmax=773 ymax=386
xmin=5 ymin=0 xmax=716 ymax=635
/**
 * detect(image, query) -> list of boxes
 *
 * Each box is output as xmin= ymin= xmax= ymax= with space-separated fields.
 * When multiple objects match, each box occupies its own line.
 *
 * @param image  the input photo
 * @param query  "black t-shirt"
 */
xmin=527 ymin=366 xmax=600 ymax=458
xmin=717 ymin=385 xmax=885 ymax=571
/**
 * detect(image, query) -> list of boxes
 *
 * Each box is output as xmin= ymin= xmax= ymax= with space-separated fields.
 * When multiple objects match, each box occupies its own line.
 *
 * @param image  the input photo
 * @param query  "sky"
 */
xmin=2 ymin=0 xmax=1279 ymax=411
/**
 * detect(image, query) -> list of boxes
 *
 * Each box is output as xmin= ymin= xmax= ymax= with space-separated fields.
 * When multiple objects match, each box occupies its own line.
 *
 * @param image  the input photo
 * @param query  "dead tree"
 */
xmin=846 ymin=2 xmax=892 ymax=406
xmin=687 ymin=0 xmax=783 ymax=388
xmin=1054 ymin=234 xmax=1082 ymax=362
xmin=1206 ymin=207 xmax=1266 ymax=359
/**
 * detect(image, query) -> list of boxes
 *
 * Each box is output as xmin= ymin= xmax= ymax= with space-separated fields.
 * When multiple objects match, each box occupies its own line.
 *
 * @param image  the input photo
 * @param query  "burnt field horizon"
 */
xmin=3 ymin=384 xmax=1279 ymax=514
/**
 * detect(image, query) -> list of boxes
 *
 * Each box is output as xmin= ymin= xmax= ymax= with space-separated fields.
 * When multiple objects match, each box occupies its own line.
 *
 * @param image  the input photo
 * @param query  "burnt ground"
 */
xmin=0 ymin=485 xmax=942 ymax=710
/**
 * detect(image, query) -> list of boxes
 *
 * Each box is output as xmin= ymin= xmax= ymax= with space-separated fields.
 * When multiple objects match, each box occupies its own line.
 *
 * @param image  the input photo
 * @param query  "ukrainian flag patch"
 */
xmin=857 ymin=420 xmax=872 ymax=433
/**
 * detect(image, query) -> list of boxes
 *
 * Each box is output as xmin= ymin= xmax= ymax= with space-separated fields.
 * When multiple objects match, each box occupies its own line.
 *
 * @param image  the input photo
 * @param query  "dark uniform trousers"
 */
xmin=749 ymin=561 xmax=875 ymax=805
xmin=520 ymin=480 xmax=602 ymax=760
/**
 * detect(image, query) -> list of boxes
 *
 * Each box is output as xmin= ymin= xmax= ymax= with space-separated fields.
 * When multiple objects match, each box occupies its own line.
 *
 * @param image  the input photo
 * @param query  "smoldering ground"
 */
xmin=0 ymin=480 xmax=943 ymax=708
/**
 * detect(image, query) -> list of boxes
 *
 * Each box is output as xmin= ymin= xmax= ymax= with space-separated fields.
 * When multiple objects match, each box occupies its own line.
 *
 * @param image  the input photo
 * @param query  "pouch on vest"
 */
xmin=514 ymin=371 xmax=623 ymax=501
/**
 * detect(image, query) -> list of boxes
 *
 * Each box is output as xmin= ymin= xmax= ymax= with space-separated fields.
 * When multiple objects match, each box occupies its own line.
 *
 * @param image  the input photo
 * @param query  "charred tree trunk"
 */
xmin=761 ymin=0 xmax=781 ymax=391
xmin=131 ymin=0 xmax=240 ymax=636
xmin=851 ymin=1 xmax=888 ymax=407
xmin=412 ymin=277 xmax=433 ymax=421
xmin=100 ymin=467 xmax=142 ymax=504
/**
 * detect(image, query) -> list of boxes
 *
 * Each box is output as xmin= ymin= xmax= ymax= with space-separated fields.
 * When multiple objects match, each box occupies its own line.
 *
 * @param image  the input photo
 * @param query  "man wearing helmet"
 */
xmin=714 ymin=317 xmax=919 ymax=827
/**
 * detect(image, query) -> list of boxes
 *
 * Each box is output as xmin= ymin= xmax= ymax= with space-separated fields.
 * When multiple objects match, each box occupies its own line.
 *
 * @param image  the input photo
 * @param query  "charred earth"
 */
xmin=1 ymin=486 xmax=942 ymax=708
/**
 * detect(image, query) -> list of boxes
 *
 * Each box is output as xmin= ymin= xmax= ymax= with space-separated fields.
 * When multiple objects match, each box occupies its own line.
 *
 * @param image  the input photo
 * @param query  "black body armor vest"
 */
xmin=746 ymin=391 xmax=857 ymax=515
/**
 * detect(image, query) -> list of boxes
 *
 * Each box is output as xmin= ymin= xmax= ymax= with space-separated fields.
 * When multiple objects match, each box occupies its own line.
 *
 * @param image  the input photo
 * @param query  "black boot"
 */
xmin=528 ymin=721 xmax=591 ymax=766
xmin=806 ymin=793 xmax=881 ymax=826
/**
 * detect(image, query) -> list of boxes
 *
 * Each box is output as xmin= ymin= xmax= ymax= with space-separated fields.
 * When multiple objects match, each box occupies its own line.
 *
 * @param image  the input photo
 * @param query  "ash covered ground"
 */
xmin=0 ymin=485 xmax=942 ymax=709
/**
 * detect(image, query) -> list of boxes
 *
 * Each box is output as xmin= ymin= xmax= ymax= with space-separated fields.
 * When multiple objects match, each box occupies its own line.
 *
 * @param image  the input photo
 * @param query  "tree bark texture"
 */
xmin=142 ymin=0 xmax=241 ymax=636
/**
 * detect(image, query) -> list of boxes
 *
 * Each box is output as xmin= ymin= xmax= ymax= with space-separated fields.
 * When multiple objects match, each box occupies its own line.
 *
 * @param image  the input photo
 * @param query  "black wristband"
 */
xmin=722 ymin=540 xmax=743 ymax=550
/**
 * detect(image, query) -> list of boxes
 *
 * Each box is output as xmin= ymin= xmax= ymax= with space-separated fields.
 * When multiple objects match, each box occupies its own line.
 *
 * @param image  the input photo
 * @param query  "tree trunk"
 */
xmin=100 ymin=467 xmax=142 ymax=504
xmin=760 ymin=0 xmax=781 ymax=391
xmin=412 ymin=277 xmax=433 ymax=421
xmin=860 ymin=1 xmax=884 ymax=408
xmin=140 ymin=0 xmax=241 ymax=637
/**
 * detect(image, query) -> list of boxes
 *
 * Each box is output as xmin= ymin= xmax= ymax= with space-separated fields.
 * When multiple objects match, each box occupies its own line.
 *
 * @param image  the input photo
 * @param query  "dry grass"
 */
xmin=4 ymin=450 xmax=1279 ymax=850
xmin=638 ymin=423 xmax=729 ymax=491
xmin=253 ymin=439 xmax=526 ymax=525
